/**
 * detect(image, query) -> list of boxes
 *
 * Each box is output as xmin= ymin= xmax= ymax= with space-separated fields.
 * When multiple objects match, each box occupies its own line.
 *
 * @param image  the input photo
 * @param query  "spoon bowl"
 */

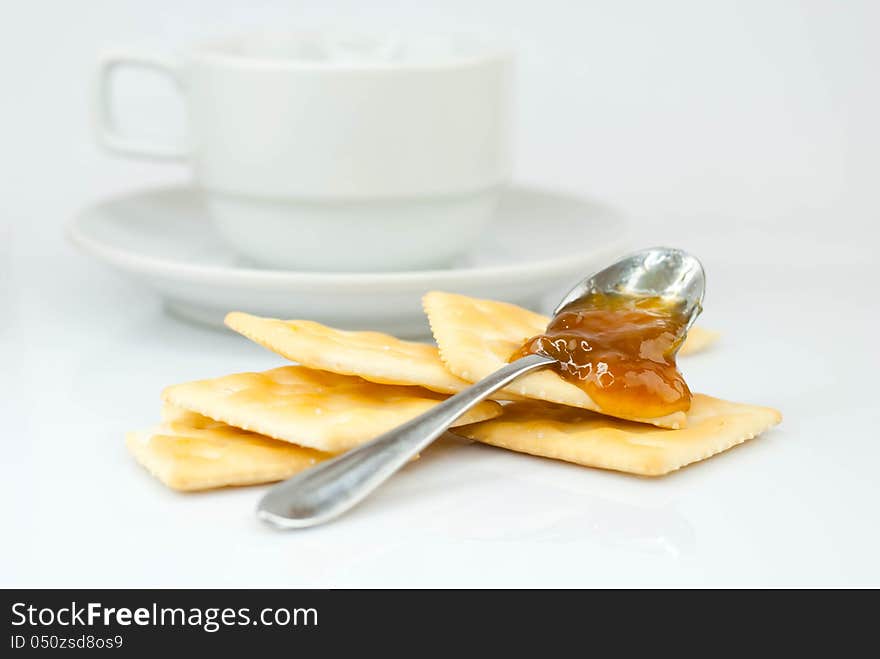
xmin=554 ymin=247 xmax=705 ymax=332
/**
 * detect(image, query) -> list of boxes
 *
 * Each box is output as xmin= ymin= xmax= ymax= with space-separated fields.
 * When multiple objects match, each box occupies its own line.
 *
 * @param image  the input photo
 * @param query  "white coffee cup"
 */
xmin=94 ymin=31 xmax=512 ymax=271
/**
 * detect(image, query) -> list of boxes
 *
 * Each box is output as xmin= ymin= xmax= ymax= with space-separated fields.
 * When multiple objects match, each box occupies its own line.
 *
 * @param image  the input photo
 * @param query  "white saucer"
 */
xmin=68 ymin=185 xmax=631 ymax=336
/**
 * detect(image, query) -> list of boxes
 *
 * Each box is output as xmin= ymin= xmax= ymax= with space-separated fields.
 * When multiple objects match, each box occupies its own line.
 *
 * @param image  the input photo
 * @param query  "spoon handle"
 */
xmin=257 ymin=353 xmax=554 ymax=529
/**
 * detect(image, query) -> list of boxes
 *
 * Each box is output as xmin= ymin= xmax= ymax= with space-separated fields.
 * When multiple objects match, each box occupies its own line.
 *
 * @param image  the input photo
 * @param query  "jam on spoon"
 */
xmin=511 ymin=292 xmax=692 ymax=419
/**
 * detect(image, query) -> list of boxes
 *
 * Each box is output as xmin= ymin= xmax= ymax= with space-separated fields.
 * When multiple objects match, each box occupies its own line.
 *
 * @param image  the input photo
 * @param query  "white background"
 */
xmin=2 ymin=0 xmax=878 ymax=586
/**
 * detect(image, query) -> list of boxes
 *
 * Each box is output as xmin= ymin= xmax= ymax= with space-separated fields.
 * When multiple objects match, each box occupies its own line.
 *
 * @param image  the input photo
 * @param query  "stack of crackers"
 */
xmin=127 ymin=292 xmax=781 ymax=491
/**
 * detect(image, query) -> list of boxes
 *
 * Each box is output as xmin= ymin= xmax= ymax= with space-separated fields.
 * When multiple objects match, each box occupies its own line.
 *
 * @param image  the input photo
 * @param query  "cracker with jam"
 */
xmin=127 ymin=293 xmax=780 ymax=491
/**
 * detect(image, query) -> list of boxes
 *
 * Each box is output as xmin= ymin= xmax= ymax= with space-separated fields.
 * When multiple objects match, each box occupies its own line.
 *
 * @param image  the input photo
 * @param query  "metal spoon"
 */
xmin=257 ymin=247 xmax=706 ymax=529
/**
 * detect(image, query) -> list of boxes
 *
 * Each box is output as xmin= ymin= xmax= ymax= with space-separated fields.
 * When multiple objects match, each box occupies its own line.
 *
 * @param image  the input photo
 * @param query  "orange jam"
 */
xmin=511 ymin=292 xmax=692 ymax=418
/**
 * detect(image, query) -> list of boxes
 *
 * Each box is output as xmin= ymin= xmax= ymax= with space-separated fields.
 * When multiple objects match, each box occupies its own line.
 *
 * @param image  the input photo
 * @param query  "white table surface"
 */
xmin=2 ymin=0 xmax=879 ymax=587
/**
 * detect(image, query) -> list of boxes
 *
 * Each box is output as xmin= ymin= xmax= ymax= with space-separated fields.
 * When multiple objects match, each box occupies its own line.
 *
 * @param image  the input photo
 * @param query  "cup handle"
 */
xmin=93 ymin=50 xmax=188 ymax=160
